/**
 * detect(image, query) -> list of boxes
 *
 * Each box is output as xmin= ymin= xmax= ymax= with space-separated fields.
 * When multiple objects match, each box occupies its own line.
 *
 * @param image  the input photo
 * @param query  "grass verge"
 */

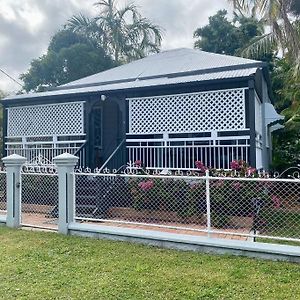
xmin=0 ymin=227 xmax=300 ymax=299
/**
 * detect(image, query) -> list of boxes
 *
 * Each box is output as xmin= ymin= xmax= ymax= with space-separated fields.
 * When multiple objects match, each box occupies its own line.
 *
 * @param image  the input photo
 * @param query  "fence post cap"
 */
xmin=53 ymin=152 xmax=78 ymax=166
xmin=2 ymin=154 xmax=26 ymax=165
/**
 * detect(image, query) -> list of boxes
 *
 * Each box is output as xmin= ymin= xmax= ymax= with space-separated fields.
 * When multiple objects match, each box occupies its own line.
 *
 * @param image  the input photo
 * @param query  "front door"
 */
xmin=91 ymin=105 xmax=103 ymax=168
xmin=90 ymin=99 xmax=124 ymax=169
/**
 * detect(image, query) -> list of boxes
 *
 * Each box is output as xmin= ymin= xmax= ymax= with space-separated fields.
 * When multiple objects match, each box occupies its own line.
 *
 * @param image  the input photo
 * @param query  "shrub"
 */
xmin=128 ymin=160 xmax=275 ymax=224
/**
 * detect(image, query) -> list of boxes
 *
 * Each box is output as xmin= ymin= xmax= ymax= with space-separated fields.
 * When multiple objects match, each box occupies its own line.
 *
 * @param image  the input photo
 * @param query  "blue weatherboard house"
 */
xmin=2 ymin=48 xmax=283 ymax=170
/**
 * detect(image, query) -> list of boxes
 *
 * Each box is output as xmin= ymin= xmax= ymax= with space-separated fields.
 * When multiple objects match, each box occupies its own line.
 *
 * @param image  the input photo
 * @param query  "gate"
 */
xmin=21 ymin=167 xmax=59 ymax=230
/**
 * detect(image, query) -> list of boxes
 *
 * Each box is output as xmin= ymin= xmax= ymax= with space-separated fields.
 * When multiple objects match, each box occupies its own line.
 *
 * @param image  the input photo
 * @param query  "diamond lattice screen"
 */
xmin=7 ymin=102 xmax=84 ymax=137
xmin=128 ymin=88 xmax=246 ymax=134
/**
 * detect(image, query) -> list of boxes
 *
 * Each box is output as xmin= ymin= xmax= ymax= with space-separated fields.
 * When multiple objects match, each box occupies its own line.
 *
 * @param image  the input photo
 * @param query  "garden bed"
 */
xmin=108 ymin=207 xmax=207 ymax=225
xmin=108 ymin=207 xmax=253 ymax=230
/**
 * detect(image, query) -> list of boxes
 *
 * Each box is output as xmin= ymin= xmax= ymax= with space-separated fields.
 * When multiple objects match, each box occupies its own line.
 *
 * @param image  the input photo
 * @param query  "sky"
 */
xmin=0 ymin=0 xmax=230 ymax=94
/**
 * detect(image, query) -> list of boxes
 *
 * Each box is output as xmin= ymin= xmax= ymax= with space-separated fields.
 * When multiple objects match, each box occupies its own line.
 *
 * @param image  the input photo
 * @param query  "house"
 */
xmin=2 ymin=48 xmax=283 ymax=171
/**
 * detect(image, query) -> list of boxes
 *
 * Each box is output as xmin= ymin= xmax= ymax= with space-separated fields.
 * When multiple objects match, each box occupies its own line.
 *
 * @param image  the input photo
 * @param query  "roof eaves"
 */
xmin=2 ymin=72 xmax=255 ymax=104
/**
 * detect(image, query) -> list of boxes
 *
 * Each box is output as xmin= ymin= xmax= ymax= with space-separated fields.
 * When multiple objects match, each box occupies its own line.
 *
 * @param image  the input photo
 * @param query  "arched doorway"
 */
xmin=90 ymin=99 xmax=124 ymax=169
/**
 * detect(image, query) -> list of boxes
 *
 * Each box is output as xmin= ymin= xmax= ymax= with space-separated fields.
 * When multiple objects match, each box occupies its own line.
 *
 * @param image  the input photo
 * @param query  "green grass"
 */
xmin=257 ymin=209 xmax=300 ymax=246
xmin=257 ymin=238 xmax=300 ymax=247
xmin=0 ymin=227 xmax=300 ymax=299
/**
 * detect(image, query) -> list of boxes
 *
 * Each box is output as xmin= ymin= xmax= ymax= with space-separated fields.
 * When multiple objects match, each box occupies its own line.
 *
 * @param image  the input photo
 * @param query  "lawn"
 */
xmin=0 ymin=227 xmax=300 ymax=299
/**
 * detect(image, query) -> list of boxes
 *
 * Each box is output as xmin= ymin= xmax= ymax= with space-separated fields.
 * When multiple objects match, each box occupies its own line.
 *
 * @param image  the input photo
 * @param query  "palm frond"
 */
xmin=118 ymin=3 xmax=140 ymax=19
xmin=67 ymin=14 xmax=92 ymax=32
xmin=238 ymin=31 xmax=276 ymax=58
xmin=68 ymin=0 xmax=162 ymax=63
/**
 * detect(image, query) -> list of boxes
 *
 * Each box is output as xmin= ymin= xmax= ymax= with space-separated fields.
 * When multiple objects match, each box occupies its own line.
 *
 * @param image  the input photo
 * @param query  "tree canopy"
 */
xmin=228 ymin=0 xmax=300 ymax=75
xmin=20 ymin=0 xmax=163 ymax=92
xmin=21 ymin=30 xmax=114 ymax=92
xmin=67 ymin=0 xmax=163 ymax=64
xmin=193 ymin=10 xmax=263 ymax=56
xmin=227 ymin=0 xmax=300 ymax=169
xmin=271 ymin=57 xmax=300 ymax=169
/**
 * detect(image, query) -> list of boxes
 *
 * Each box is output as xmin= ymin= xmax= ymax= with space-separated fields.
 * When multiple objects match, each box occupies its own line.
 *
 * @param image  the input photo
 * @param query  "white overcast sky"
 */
xmin=0 ymin=0 xmax=230 ymax=94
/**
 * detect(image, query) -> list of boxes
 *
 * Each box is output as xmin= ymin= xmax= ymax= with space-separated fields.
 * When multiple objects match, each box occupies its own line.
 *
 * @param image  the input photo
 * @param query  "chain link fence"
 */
xmin=21 ymin=172 xmax=59 ymax=230
xmin=0 ymin=171 xmax=6 ymax=216
xmin=209 ymin=178 xmax=300 ymax=241
xmin=74 ymin=172 xmax=300 ymax=243
xmin=1 ymin=164 xmax=297 ymax=242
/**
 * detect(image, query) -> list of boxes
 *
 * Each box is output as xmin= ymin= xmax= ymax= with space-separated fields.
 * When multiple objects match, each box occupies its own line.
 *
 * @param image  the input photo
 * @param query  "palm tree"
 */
xmin=228 ymin=0 xmax=300 ymax=75
xmin=67 ymin=0 xmax=163 ymax=63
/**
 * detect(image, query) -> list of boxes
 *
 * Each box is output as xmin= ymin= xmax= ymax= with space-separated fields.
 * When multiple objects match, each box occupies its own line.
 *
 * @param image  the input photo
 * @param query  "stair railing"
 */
xmin=98 ymin=139 xmax=126 ymax=173
xmin=74 ymin=141 xmax=88 ymax=168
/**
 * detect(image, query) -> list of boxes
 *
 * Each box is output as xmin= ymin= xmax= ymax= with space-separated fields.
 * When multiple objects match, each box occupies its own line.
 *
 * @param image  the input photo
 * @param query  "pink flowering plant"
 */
xmin=195 ymin=161 xmax=207 ymax=172
xmin=134 ymin=160 xmax=142 ymax=168
xmin=126 ymin=160 xmax=281 ymax=229
xmin=210 ymin=160 xmax=261 ymax=178
xmin=129 ymin=176 xmax=190 ymax=213
xmin=138 ymin=180 xmax=154 ymax=191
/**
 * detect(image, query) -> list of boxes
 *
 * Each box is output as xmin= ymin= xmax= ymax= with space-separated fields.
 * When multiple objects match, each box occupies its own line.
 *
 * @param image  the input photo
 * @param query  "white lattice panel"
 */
xmin=128 ymin=89 xmax=246 ymax=134
xmin=7 ymin=102 xmax=84 ymax=137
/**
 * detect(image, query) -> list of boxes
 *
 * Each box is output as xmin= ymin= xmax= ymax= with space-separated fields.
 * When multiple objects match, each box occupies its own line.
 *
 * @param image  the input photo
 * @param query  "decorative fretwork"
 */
xmin=7 ymin=102 xmax=84 ymax=137
xmin=128 ymin=88 xmax=246 ymax=134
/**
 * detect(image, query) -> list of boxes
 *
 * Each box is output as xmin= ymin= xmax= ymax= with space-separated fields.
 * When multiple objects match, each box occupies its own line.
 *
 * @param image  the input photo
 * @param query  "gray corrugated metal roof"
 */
xmin=4 ymin=67 xmax=258 ymax=101
xmin=61 ymin=48 xmax=261 ymax=88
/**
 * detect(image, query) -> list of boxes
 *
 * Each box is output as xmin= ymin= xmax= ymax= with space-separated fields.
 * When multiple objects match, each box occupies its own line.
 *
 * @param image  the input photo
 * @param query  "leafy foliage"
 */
xmin=20 ymin=30 xmax=114 ymax=92
xmin=228 ymin=0 xmax=300 ymax=77
xmin=67 ymin=0 xmax=163 ymax=63
xmin=129 ymin=160 xmax=275 ymax=226
xmin=193 ymin=10 xmax=263 ymax=55
xmin=21 ymin=0 xmax=163 ymax=92
xmin=271 ymin=57 xmax=300 ymax=170
xmin=213 ymin=2 xmax=300 ymax=170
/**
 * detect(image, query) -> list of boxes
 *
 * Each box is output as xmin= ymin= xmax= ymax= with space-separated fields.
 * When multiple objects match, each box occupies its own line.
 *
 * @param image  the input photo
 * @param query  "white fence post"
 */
xmin=205 ymin=169 xmax=211 ymax=237
xmin=2 ymin=154 xmax=26 ymax=228
xmin=53 ymin=153 xmax=78 ymax=234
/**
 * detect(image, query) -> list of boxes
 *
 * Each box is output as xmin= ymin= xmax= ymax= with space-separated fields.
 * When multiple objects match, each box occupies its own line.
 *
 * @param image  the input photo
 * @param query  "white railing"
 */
xmin=127 ymin=136 xmax=250 ymax=170
xmin=6 ymin=134 xmax=86 ymax=166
